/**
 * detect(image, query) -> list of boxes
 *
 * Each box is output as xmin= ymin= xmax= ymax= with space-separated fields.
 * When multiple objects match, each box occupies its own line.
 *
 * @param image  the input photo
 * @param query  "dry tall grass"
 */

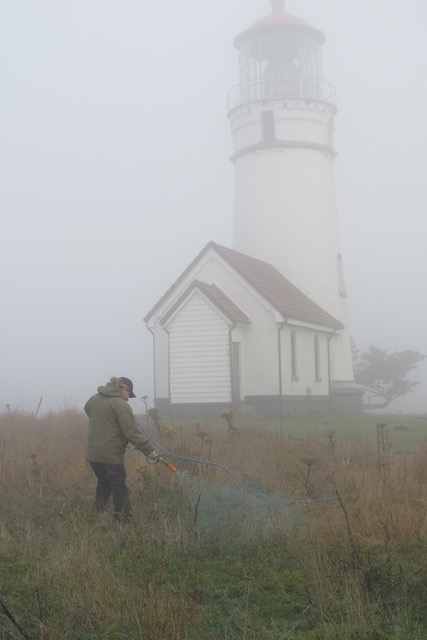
xmin=1 ymin=408 xmax=427 ymax=639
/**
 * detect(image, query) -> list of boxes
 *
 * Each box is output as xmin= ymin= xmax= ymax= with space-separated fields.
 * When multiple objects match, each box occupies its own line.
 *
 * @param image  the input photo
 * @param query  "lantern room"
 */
xmin=230 ymin=0 xmax=334 ymax=108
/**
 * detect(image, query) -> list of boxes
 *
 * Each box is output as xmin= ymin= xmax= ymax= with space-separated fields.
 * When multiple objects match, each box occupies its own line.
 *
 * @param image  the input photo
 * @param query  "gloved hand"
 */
xmin=146 ymin=451 xmax=160 ymax=464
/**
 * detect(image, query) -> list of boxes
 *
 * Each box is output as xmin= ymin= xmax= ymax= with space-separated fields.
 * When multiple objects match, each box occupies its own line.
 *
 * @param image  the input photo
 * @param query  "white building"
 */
xmin=144 ymin=1 xmax=363 ymax=417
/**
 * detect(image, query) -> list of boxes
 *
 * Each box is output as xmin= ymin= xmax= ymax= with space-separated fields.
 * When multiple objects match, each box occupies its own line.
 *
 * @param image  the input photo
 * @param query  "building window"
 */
xmin=261 ymin=110 xmax=275 ymax=142
xmin=337 ymin=253 xmax=348 ymax=297
xmin=290 ymin=330 xmax=298 ymax=380
xmin=314 ymin=334 xmax=321 ymax=381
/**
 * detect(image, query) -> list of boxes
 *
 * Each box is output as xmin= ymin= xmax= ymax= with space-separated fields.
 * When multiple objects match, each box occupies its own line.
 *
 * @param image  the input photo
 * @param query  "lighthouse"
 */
xmin=144 ymin=1 xmax=362 ymax=417
xmin=229 ymin=0 xmax=355 ymax=385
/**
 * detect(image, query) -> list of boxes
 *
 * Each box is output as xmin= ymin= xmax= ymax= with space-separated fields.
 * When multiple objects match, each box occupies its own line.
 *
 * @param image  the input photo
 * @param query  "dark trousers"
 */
xmin=89 ymin=462 xmax=129 ymax=521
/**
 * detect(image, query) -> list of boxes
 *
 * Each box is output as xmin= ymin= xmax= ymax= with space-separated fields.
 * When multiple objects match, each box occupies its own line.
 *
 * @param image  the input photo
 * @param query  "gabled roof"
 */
xmin=213 ymin=244 xmax=344 ymax=329
xmin=161 ymin=280 xmax=250 ymax=326
xmin=144 ymin=241 xmax=344 ymax=330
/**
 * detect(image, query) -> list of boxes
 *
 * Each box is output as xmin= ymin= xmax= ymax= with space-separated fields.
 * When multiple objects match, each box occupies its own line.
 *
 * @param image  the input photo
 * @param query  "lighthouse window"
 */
xmin=261 ymin=110 xmax=275 ymax=142
xmin=290 ymin=330 xmax=298 ymax=380
xmin=238 ymin=34 xmax=323 ymax=105
xmin=264 ymin=57 xmax=298 ymax=99
xmin=337 ymin=253 xmax=348 ymax=297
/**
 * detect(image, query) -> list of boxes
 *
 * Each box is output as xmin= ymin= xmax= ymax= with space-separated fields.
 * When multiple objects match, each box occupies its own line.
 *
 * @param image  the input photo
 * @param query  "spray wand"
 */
xmin=127 ymin=445 xmax=176 ymax=472
xmin=157 ymin=455 xmax=176 ymax=473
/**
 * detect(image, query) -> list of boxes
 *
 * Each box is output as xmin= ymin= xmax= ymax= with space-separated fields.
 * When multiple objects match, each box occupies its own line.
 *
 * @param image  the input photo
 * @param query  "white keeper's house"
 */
xmin=144 ymin=1 xmax=363 ymax=417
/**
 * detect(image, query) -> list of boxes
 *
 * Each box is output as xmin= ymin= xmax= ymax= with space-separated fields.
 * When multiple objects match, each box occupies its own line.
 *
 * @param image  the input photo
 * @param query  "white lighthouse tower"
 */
xmin=145 ymin=0 xmax=363 ymax=416
xmin=229 ymin=0 xmax=356 ymax=387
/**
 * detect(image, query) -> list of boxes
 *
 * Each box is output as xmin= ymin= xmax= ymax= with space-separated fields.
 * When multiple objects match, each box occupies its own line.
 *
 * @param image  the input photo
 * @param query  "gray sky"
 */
xmin=1 ymin=0 xmax=426 ymax=414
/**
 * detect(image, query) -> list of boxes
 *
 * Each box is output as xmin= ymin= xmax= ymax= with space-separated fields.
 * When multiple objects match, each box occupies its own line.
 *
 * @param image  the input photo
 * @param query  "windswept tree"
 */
xmin=353 ymin=344 xmax=426 ymax=409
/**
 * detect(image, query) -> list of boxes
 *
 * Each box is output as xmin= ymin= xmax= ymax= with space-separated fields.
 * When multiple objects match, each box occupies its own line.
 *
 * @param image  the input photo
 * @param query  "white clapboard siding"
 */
xmin=167 ymin=292 xmax=231 ymax=403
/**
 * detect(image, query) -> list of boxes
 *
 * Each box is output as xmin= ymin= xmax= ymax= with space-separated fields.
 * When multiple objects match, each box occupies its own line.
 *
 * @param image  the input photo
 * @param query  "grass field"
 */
xmin=1 ymin=408 xmax=427 ymax=639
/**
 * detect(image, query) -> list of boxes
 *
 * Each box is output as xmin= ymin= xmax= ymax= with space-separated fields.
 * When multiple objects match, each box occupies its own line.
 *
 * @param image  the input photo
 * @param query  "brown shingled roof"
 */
xmin=144 ymin=241 xmax=343 ymax=330
xmin=194 ymin=281 xmax=250 ymax=323
xmin=161 ymin=280 xmax=250 ymax=326
xmin=212 ymin=243 xmax=344 ymax=330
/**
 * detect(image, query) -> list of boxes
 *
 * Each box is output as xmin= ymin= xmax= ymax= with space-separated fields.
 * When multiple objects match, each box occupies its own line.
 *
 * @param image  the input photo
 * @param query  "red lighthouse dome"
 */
xmin=235 ymin=0 xmax=325 ymax=47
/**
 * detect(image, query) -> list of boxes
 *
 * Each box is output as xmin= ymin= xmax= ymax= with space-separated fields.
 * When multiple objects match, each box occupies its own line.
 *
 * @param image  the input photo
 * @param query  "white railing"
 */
xmin=228 ymin=78 xmax=336 ymax=112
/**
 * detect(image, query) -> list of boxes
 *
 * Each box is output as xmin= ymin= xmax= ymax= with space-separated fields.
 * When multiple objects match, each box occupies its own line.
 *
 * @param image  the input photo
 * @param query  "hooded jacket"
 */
xmin=84 ymin=382 xmax=153 ymax=464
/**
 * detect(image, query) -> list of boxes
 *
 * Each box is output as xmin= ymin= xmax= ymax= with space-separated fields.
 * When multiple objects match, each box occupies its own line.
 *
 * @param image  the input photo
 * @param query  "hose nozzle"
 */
xmin=158 ymin=456 xmax=176 ymax=473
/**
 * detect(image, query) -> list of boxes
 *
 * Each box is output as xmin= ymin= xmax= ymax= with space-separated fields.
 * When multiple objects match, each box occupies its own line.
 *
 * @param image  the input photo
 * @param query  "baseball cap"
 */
xmin=120 ymin=377 xmax=136 ymax=398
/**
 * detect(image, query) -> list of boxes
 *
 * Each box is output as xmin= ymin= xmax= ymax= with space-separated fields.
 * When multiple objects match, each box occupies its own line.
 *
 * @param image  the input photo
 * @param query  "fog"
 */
xmin=1 ymin=0 xmax=426 ymax=414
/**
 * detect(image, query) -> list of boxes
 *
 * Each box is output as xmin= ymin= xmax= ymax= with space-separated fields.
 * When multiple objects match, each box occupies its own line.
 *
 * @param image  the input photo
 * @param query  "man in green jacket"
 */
xmin=84 ymin=376 xmax=159 ymax=522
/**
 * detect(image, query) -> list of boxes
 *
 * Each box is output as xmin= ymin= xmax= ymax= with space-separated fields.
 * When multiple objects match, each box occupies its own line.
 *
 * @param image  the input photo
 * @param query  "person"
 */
xmin=84 ymin=376 xmax=159 ymax=522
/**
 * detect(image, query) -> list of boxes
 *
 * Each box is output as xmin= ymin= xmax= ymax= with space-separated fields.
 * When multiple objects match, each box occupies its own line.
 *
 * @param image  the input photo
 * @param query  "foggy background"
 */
xmin=1 ymin=0 xmax=426 ymax=415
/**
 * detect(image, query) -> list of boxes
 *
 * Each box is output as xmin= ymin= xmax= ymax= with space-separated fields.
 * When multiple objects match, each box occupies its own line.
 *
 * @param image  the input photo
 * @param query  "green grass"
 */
xmin=141 ymin=412 xmax=427 ymax=453
xmin=1 ymin=409 xmax=427 ymax=639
